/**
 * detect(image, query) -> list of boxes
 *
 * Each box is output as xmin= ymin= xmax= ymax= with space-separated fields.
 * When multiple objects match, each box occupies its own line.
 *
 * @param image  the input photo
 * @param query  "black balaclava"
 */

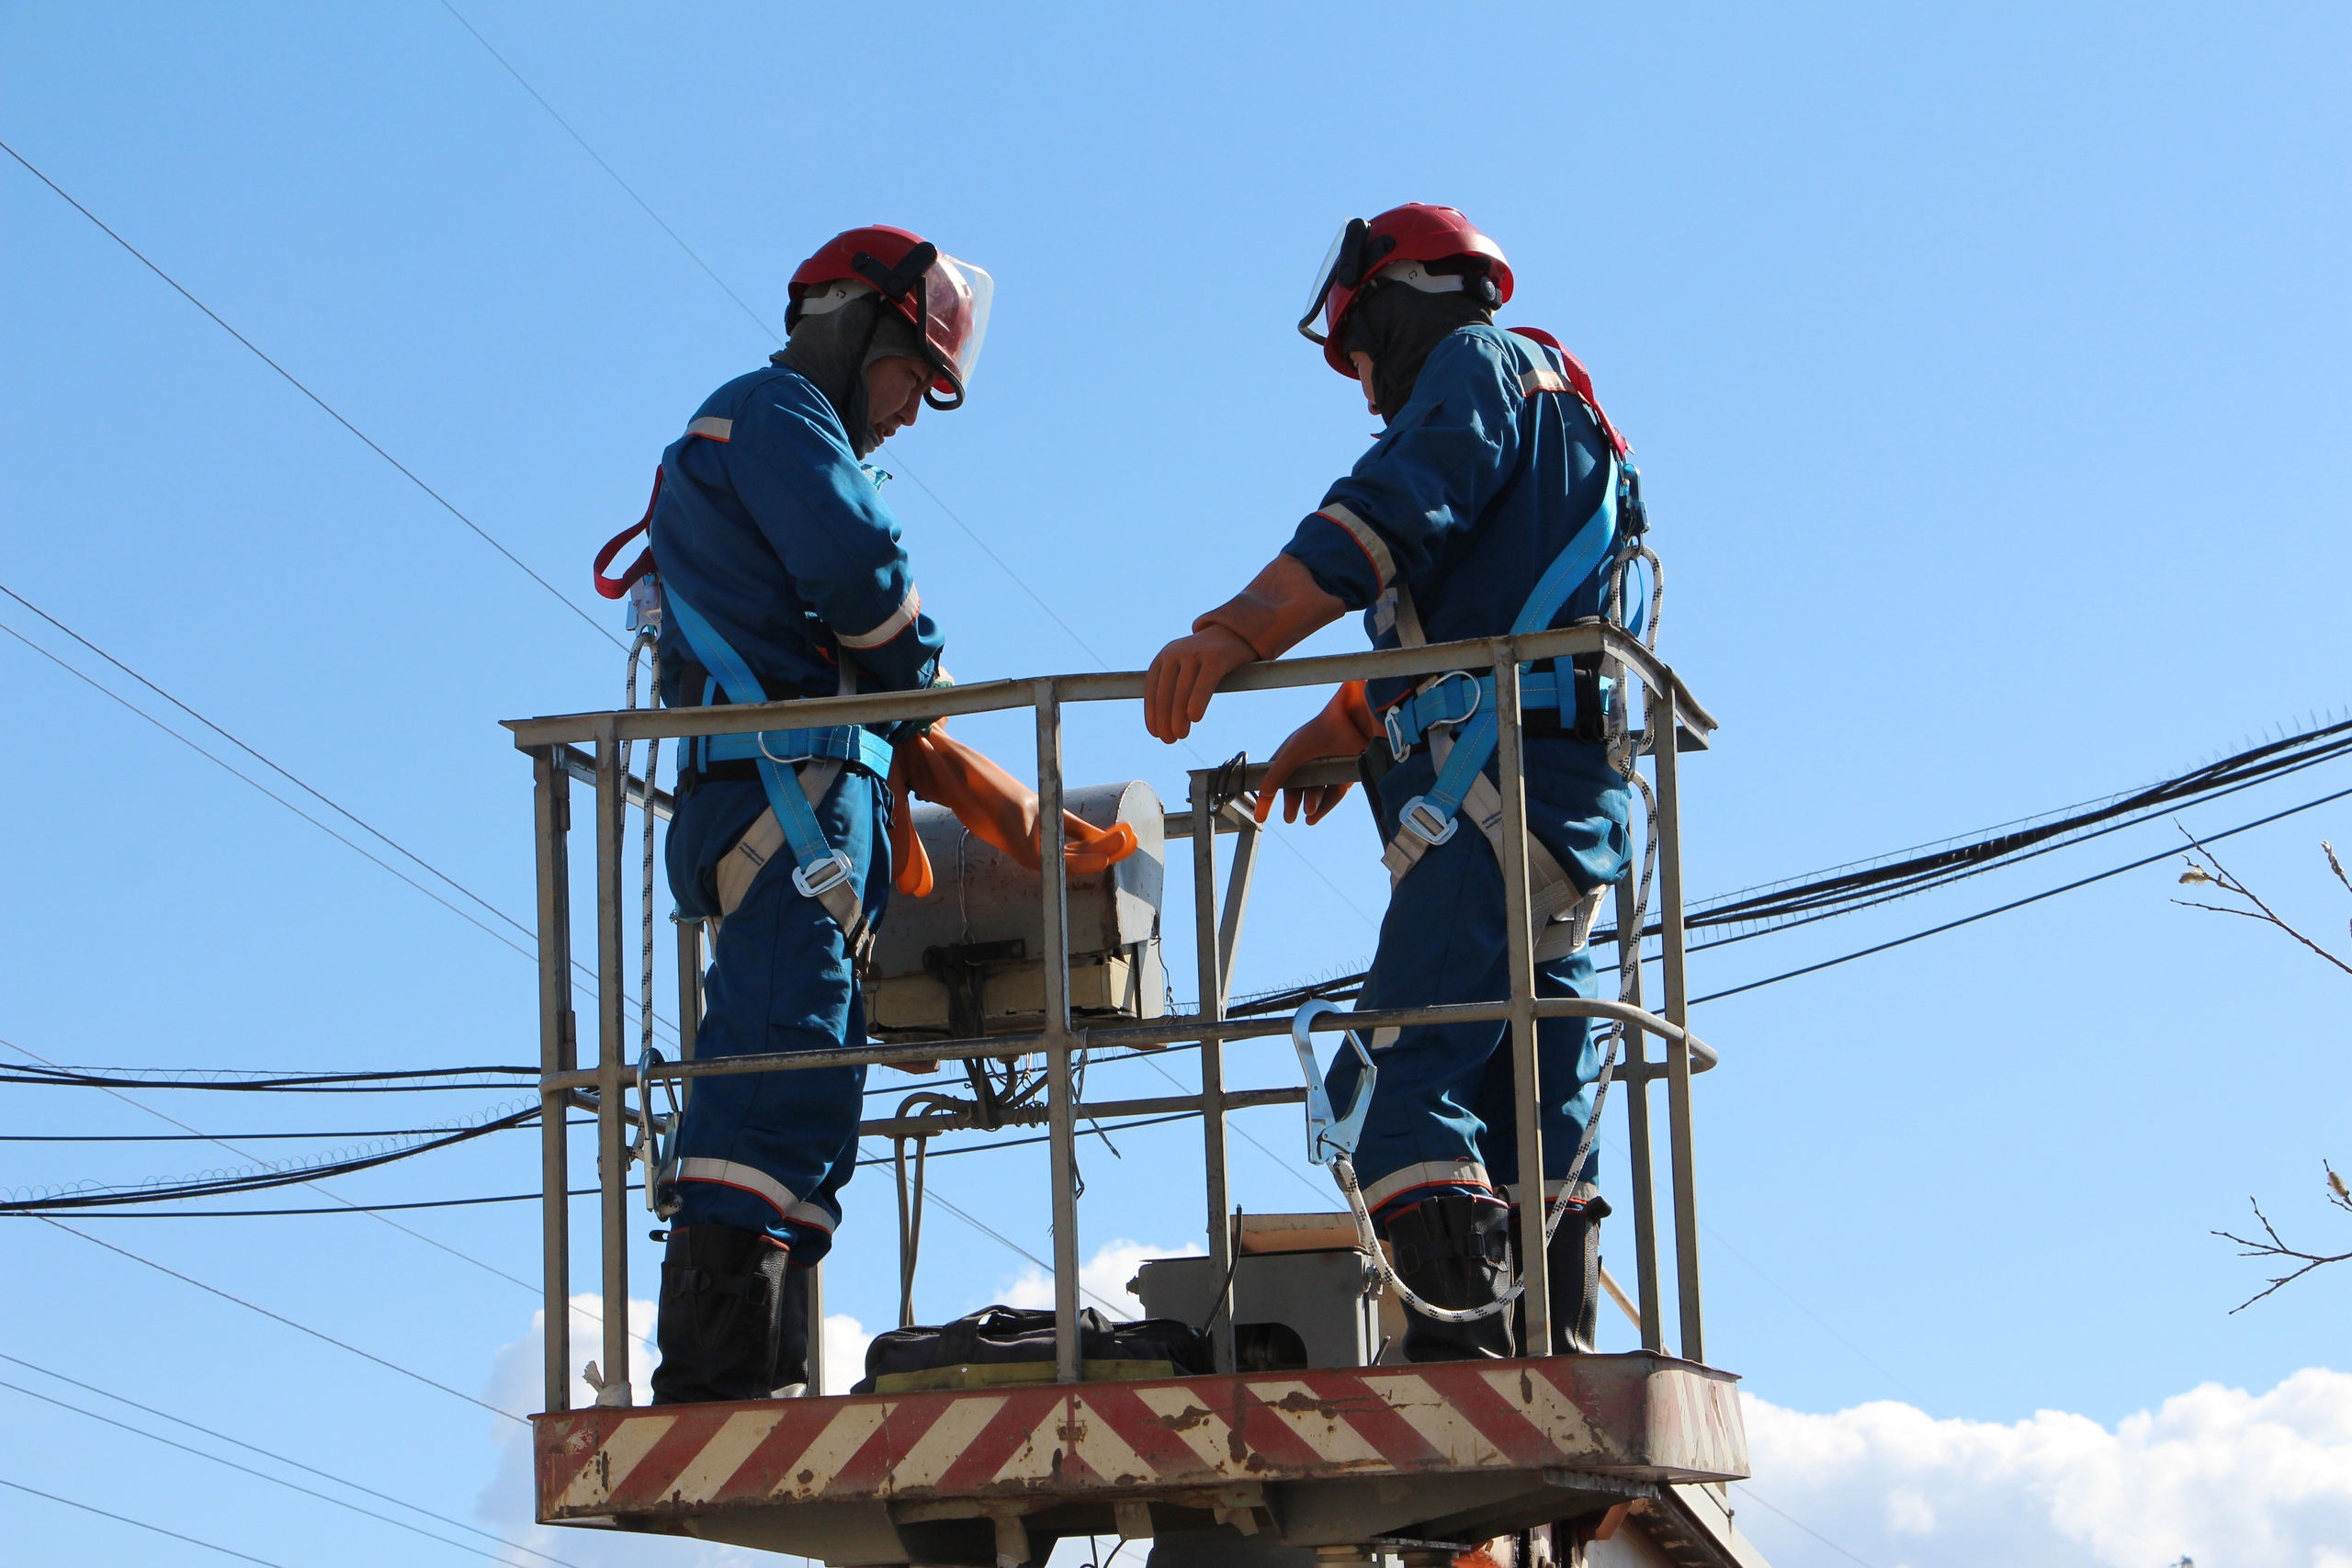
xmin=775 ymin=293 xmax=933 ymax=457
xmin=1342 ymin=276 xmax=1497 ymax=423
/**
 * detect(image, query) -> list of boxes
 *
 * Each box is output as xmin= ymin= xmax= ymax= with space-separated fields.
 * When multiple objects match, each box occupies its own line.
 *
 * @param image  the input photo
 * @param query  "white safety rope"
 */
xmin=623 ymin=631 xmax=662 ymax=1068
xmin=1334 ymin=528 xmax=1668 ymax=1329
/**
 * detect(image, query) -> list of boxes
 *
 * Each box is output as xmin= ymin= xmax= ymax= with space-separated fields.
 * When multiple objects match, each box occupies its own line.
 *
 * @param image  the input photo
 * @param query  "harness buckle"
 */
xmin=1384 ymin=705 xmax=1413 ymax=762
xmin=1396 ymin=795 xmax=1459 ymax=847
xmin=792 ymin=850 xmax=856 ymax=900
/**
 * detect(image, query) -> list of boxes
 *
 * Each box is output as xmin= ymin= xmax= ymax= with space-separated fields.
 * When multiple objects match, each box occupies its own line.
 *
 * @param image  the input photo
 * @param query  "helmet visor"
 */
xmin=923 ymin=253 xmax=993 ymax=392
xmin=1297 ymin=220 xmax=1356 ymax=344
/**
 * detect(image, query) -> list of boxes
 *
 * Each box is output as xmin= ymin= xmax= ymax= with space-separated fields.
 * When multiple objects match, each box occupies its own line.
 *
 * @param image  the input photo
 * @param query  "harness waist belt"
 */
xmin=701 ymin=724 xmax=894 ymax=777
xmin=1381 ymin=670 xmax=1612 ymax=761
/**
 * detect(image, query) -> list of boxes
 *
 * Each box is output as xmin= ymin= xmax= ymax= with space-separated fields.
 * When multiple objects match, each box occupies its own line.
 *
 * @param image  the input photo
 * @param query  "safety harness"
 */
xmin=1371 ymin=329 xmax=1642 ymax=963
xmin=593 ymin=424 xmax=899 ymax=954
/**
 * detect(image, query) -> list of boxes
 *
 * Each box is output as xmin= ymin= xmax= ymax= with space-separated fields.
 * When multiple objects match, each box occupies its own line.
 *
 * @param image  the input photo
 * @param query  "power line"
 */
xmin=2 ymin=1377 xmax=547 ymax=1568
xmin=1690 ymin=780 xmax=2352 ymax=1006
xmin=1 ymin=581 xmax=536 ymax=940
xmin=4 ymin=1106 xmax=537 ymax=1212
xmin=0 ymin=616 xmax=537 ymax=961
xmin=0 ymin=593 xmax=680 ymax=1045
xmin=1732 ymin=1484 xmax=1883 ymax=1568
xmin=4 ymin=1062 xmax=533 ymax=1091
xmin=0 ymin=137 xmax=619 ymax=648
xmin=434 ymin=1 xmax=783 ymax=343
xmin=3 ymin=1184 xmax=641 ymax=1220
xmin=0 ymin=1475 xmax=296 ymax=1568
xmin=0 ymin=1351 xmax=577 ymax=1568
xmin=0 ymin=1122 xmax=592 ymax=1142
xmin=1227 ymin=712 xmax=2352 ymax=1017
xmin=0 ymin=1037 xmax=649 ymax=1352
xmin=421 ymin=18 xmax=1380 ymax=937
xmin=32 ymin=1214 xmax=527 ymax=1424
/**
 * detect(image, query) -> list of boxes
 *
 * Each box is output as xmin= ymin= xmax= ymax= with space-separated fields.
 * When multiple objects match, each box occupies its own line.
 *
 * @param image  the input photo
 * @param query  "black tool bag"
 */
xmin=854 ymin=1304 xmax=1212 ymax=1393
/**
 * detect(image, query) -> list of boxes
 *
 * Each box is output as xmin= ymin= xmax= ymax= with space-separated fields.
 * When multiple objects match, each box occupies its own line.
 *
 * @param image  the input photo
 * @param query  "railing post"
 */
xmin=674 ymin=916 xmax=701 ymax=1070
xmin=593 ymin=722 xmax=632 ymax=1403
xmin=1652 ymin=684 xmax=1703 ymax=1364
xmin=1493 ymin=642 xmax=1549 ymax=1355
xmin=1612 ymin=863 xmax=1665 ymax=1353
xmin=1190 ymin=772 xmax=1236 ymax=1373
xmin=1034 ymin=680 xmax=1082 ymax=1383
xmin=1215 ymin=810 xmax=1260 ymax=1012
xmin=532 ymin=749 xmax=575 ymax=1413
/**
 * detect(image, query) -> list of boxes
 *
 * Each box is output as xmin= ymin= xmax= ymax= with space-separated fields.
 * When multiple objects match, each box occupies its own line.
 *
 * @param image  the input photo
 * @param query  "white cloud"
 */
xmin=1740 ymin=1368 xmax=2352 ymax=1568
xmin=820 ymin=1310 xmax=872 ymax=1396
xmin=480 ymin=1293 xmax=771 ymax=1566
xmin=996 ymin=1236 xmax=1206 ymax=1316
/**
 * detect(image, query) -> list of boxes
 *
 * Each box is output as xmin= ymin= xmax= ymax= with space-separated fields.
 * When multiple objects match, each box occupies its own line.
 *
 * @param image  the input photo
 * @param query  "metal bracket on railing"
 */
xmin=633 ymin=1044 xmax=683 ymax=1217
xmin=1291 ymin=1000 xmax=1375 ymax=1167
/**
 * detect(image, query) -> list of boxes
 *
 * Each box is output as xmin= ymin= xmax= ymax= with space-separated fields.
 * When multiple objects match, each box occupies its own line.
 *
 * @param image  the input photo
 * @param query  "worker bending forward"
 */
xmin=1146 ymin=205 xmax=1637 ymax=1360
xmin=644 ymin=227 xmax=989 ymax=1403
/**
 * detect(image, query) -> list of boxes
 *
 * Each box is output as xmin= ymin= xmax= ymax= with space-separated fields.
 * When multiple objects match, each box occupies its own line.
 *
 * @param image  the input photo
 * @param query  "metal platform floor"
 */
xmin=535 ymin=1351 xmax=1747 ymax=1565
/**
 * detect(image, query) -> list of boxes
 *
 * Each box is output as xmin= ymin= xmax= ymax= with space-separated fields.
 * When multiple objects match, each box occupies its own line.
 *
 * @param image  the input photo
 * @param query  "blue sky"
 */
xmin=4 ymin=5 xmax=2348 ymax=1567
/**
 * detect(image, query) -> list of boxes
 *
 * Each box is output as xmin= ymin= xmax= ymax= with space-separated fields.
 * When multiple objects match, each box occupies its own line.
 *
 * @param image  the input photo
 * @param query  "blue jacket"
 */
xmin=1282 ymin=326 xmax=1614 ymax=716
xmin=650 ymin=364 xmax=944 ymax=715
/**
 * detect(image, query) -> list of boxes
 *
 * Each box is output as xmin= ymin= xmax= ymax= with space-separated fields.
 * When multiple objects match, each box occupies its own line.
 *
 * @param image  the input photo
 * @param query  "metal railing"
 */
xmin=504 ymin=623 xmax=1720 ymax=1413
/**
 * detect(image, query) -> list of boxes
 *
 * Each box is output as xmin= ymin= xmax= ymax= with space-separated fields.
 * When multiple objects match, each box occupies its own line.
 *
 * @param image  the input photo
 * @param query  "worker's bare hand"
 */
xmin=1144 ymin=626 xmax=1258 ymax=742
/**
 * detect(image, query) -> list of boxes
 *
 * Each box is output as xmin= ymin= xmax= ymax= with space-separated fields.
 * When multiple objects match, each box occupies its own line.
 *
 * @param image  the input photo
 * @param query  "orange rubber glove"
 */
xmin=1254 ymin=681 xmax=1382 ymax=826
xmin=896 ymin=730 xmax=1139 ymax=876
xmin=885 ymin=746 xmax=936 ymax=898
xmin=1145 ymin=555 xmax=1347 ymax=742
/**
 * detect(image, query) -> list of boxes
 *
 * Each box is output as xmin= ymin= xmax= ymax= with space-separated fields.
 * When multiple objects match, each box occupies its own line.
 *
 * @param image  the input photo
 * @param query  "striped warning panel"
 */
xmin=535 ymin=1355 xmax=1747 ymax=1522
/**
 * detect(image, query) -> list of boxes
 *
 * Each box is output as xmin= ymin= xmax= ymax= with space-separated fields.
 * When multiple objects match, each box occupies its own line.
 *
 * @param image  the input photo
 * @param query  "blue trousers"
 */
xmin=663 ymin=767 xmax=890 ymax=1260
xmin=1324 ymin=738 xmax=1629 ymax=1230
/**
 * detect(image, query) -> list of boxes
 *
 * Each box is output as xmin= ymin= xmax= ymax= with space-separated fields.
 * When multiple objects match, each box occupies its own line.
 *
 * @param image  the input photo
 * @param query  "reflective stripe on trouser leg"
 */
xmin=1326 ymin=748 xmax=1624 ymax=1235
xmin=664 ymin=770 xmax=889 ymax=1258
xmin=1474 ymin=938 xmax=1609 ymax=1200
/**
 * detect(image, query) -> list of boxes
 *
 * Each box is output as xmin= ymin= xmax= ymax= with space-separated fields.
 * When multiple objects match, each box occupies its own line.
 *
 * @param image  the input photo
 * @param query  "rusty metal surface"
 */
xmin=535 ymin=1353 xmax=1746 ymax=1526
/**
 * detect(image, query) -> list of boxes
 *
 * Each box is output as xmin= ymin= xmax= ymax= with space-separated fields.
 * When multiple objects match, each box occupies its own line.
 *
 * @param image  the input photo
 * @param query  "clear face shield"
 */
xmin=1296 ymin=217 xmax=1396 ymax=345
xmin=918 ymin=253 xmax=992 ymax=410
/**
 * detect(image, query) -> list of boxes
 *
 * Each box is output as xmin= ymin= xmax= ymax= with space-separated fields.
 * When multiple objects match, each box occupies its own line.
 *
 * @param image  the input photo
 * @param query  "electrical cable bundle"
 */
xmin=1227 ymin=712 xmax=2352 ymax=1017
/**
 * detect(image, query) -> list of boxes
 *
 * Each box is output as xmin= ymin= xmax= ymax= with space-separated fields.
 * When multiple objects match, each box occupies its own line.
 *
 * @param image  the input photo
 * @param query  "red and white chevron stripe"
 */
xmin=536 ymin=1354 xmax=1746 ymax=1524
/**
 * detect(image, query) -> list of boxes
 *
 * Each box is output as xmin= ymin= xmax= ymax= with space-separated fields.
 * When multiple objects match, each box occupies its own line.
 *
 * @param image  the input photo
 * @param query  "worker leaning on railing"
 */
xmin=635 ymin=225 xmax=988 ymax=1404
xmin=1146 ymin=204 xmax=1640 ymax=1361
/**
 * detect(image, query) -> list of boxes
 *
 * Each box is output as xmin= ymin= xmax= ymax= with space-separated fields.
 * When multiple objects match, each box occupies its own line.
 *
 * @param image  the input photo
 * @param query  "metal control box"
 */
xmin=1133 ymin=1248 xmax=1382 ymax=1371
xmin=866 ymin=780 xmax=1167 ymax=1040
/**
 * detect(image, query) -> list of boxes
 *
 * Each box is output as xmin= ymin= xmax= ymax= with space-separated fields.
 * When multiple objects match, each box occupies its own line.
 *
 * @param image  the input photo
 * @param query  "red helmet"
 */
xmin=788 ymin=225 xmax=994 ymax=409
xmin=1297 ymin=204 xmax=1513 ymax=377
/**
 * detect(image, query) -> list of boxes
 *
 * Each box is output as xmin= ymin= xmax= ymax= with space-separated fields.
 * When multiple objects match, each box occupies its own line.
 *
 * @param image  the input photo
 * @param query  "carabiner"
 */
xmin=1291 ymin=1000 xmax=1377 ymax=1167
xmin=634 ymin=1044 xmax=683 ymax=1217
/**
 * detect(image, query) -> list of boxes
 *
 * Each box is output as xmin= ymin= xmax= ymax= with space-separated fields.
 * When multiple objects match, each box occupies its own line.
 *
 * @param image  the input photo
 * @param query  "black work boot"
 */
xmin=1385 ymin=1195 xmax=1515 ymax=1361
xmin=650 ymin=1224 xmax=790 ymax=1404
xmin=1511 ymin=1195 xmax=1611 ymax=1354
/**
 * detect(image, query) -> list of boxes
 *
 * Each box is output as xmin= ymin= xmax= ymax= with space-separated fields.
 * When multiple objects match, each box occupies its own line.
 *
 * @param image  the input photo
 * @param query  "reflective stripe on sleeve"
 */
xmin=685 ymin=416 xmax=733 ymax=442
xmin=673 ymin=1157 xmax=800 ymax=1219
xmin=1317 ymin=503 xmax=1396 ymax=589
xmin=835 ymin=586 xmax=921 ymax=649
xmin=1520 ymin=368 xmax=1574 ymax=395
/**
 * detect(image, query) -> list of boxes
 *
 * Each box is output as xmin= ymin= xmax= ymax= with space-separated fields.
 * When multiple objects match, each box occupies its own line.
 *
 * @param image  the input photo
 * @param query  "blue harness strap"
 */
xmin=660 ymin=586 xmax=870 ymax=908
xmin=1391 ymin=348 xmax=1621 ymax=849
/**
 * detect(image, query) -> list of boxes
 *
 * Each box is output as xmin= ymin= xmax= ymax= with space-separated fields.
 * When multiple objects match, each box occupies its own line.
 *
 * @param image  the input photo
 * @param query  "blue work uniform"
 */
xmin=648 ymin=363 xmax=945 ymax=1260
xmin=1281 ymin=325 xmax=1631 ymax=1227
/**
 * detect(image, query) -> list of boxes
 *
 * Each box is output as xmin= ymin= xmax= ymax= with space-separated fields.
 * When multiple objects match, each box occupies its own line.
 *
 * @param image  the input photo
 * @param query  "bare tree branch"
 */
xmin=2176 ymin=828 xmax=2352 ymax=976
xmin=2215 ymin=1187 xmax=2352 ymax=1312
